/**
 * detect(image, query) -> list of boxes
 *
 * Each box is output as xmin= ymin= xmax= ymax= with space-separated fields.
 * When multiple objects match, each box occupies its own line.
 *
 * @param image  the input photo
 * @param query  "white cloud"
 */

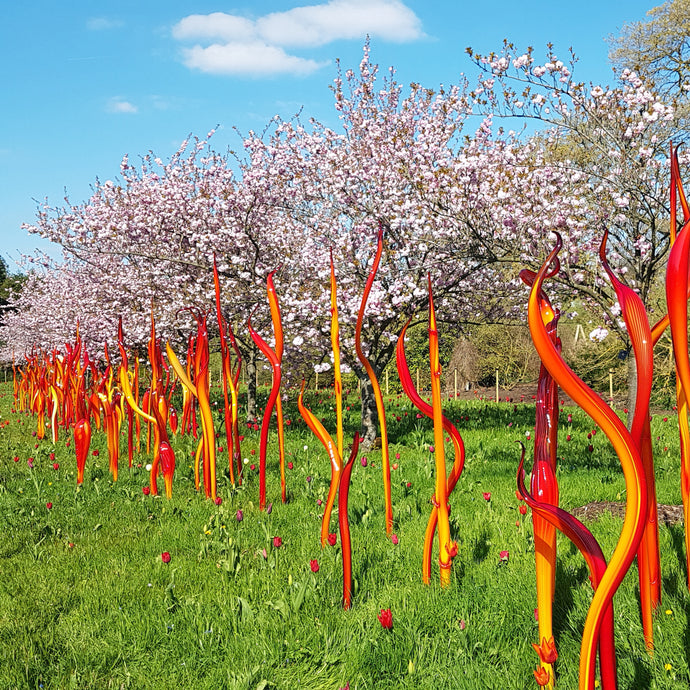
xmin=182 ymin=41 xmax=327 ymax=77
xmin=106 ymin=99 xmax=138 ymax=114
xmin=87 ymin=17 xmax=124 ymax=31
xmin=257 ymin=0 xmax=424 ymax=48
xmin=172 ymin=0 xmax=423 ymax=77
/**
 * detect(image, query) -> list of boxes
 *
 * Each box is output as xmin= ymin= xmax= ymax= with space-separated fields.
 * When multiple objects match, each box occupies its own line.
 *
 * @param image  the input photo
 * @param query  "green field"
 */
xmin=0 ymin=382 xmax=687 ymax=689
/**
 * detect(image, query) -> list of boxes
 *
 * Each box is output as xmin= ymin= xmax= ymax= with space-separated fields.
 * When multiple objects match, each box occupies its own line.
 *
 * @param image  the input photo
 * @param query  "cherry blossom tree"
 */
xmin=4 ymin=44 xmax=618 ymax=440
xmin=239 ymin=46 xmax=595 ymax=442
xmin=467 ymin=41 xmax=689 ymax=403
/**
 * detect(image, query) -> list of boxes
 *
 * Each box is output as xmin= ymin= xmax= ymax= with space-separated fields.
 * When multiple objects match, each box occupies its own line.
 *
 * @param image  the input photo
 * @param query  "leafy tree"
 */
xmin=608 ymin=0 xmax=690 ymax=99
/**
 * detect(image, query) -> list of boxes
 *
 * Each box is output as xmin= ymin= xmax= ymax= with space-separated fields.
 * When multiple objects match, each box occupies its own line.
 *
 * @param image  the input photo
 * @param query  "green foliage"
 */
xmin=0 ymin=383 xmax=687 ymax=689
xmin=462 ymin=324 xmax=540 ymax=388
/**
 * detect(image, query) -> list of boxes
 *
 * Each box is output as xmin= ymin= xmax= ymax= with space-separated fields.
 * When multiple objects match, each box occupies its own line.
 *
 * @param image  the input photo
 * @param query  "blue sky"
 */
xmin=1 ymin=0 xmax=657 ymax=267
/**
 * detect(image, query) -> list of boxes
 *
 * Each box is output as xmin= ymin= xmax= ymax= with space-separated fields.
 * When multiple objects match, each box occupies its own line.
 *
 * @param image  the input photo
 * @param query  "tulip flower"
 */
xmin=377 ymin=608 xmax=393 ymax=629
xmin=534 ymin=667 xmax=551 ymax=687
xmin=532 ymin=637 xmax=558 ymax=665
xmin=310 ymin=559 xmax=319 ymax=573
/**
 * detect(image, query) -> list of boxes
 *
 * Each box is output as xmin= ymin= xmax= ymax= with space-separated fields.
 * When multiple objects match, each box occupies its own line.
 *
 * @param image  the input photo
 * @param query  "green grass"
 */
xmin=0 ymin=382 xmax=688 ymax=689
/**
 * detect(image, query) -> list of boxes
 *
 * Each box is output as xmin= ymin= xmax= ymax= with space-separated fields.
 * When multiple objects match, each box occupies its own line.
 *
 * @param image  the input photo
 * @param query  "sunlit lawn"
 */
xmin=0 ymin=381 xmax=687 ymax=689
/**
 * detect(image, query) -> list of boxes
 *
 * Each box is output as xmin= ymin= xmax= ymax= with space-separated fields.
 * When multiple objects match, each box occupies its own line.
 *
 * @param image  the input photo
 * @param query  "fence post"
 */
xmin=454 ymin=368 xmax=457 ymax=399
xmin=495 ymin=369 xmax=499 ymax=403
xmin=416 ymin=368 xmax=420 ymax=393
xmin=609 ymin=369 xmax=614 ymax=401
xmin=315 ymin=372 xmax=319 ymax=391
xmin=385 ymin=369 xmax=389 ymax=396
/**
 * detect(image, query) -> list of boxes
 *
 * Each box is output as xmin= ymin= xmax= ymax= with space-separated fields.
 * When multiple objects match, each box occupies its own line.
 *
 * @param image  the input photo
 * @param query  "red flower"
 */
xmin=377 ymin=608 xmax=393 ymax=629
xmin=327 ymin=533 xmax=337 ymax=546
xmin=214 ymin=496 xmax=223 ymax=505
xmin=161 ymin=552 xmax=171 ymax=564
xmin=53 ymin=462 xmax=60 ymax=470
xmin=499 ymin=550 xmax=509 ymax=561
xmin=250 ymin=448 xmax=256 ymax=455
xmin=532 ymin=636 xmax=558 ymax=664
xmin=533 ymin=667 xmax=550 ymax=686
xmin=273 ymin=536 xmax=282 ymax=548
xmin=483 ymin=492 xmax=491 ymax=501
xmin=92 ymin=449 xmax=99 ymax=456
xmin=391 ymin=534 xmax=399 ymax=545
xmin=250 ymin=464 xmax=256 ymax=471
xmin=310 ymin=559 xmax=319 ymax=572
xmin=519 ymin=505 xmax=527 ymax=515
xmin=50 ymin=453 xmax=56 ymax=461
xmin=46 ymin=502 xmax=53 ymax=510
xmin=142 ymin=486 xmax=150 ymax=495
xmin=287 ymin=461 xmax=294 ymax=469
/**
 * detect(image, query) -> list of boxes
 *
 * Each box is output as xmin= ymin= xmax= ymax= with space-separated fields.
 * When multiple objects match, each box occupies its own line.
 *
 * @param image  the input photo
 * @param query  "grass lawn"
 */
xmin=0 ymin=381 xmax=687 ymax=689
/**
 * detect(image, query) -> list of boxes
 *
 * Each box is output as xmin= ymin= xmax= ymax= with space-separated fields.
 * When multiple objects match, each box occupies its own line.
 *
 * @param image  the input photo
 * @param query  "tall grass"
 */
xmin=0 ymin=383 xmax=687 ymax=689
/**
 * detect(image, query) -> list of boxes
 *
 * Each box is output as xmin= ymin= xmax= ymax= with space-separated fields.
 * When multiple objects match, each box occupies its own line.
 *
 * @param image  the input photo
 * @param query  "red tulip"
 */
xmin=532 ymin=636 xmax=558 ymax=664
xmin=161 ymin=552 xmax=171 ymax=564
xmin=533 ymin=667 xmax=550 ymax=686
xmin=310 ymin=559 xmax=319 ymax=572
xmin=377 ymin=608 xmax=393 ymax=629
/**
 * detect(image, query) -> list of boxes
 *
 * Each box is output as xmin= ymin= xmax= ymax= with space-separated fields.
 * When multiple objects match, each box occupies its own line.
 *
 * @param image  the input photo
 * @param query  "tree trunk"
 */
xmin=246 ymin=348 xmax=257 ymax=422
xmin=359 ymin=374 xmax=379 ymax=449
